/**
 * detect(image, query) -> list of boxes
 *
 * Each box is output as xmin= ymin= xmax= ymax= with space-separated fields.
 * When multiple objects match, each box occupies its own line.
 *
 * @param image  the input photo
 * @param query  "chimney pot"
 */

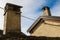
xmin=42 ymin=6 xmax=51 ymax=16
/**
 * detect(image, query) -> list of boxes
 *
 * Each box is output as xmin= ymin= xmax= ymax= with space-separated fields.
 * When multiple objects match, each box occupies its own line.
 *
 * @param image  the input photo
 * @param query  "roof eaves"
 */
xmin=40 ymin=16 xmax=60 ymax=20
xmin=27 ymin=16 xmax=60 ymax=33
xmin=27 ymin=16 xmax=42 ymax=33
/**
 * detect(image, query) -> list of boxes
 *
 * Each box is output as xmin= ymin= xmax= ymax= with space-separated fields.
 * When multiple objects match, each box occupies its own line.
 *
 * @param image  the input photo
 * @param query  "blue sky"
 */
xmin=0 ymin=0 xmax=60 ymax=35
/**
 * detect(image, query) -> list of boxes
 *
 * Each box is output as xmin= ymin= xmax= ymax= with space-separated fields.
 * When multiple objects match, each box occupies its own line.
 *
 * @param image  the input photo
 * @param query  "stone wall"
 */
xmin=31 ymin=20 xmax=60 ymax=37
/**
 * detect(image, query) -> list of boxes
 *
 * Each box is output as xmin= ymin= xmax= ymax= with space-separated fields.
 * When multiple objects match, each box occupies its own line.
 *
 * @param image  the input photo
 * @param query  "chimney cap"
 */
xmin=6 ymin=3 xmax=22 ymax=8
xmin=42 ymin=6 xmax=50 ymax=10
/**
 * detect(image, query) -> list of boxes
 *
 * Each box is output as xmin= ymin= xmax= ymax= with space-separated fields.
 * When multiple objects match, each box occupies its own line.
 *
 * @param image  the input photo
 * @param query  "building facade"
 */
xmin=27 ymin=6 xmax=60 ymax=37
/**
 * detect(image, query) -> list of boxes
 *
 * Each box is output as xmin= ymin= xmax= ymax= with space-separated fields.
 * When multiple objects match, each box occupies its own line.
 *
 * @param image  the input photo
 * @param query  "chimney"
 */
xmin=3 ymin=3 xmax=22 ymax=35
xmin=42 ymin=6 xmax=51 ymax=16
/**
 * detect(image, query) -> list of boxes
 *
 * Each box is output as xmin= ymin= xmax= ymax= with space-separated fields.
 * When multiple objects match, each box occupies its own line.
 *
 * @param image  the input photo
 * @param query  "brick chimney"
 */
xmin=42 ymin=6 xmax=51 ymax=16
xmin=3 ymin=3 xmax=22 ymax=35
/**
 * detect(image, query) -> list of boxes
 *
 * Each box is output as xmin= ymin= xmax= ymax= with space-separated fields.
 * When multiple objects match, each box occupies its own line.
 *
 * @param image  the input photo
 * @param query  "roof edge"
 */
xmin=27 ymin=16 xmax=60 ymax=33
xmin=27 ymin=16 xmax=43 ymax=33
xmin=6 ymin=3 xmax=22 ymax=8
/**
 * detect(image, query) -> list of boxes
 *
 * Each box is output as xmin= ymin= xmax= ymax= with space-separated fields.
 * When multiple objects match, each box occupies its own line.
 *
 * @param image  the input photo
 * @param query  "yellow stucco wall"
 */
xmin=31 ymin=20 xmax=60 ymax=37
